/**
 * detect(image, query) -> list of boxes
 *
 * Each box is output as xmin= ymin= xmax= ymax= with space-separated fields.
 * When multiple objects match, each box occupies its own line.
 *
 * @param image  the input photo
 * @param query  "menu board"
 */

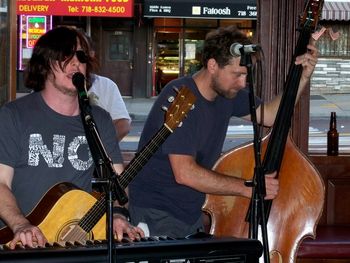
xmin=144 ymin=0 xmax=257 ymax=19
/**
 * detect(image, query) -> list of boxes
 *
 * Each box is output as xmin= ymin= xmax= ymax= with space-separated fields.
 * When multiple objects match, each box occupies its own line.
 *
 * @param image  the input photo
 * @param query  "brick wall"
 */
xmin=311 ymin=57 xmax=350 ymax=95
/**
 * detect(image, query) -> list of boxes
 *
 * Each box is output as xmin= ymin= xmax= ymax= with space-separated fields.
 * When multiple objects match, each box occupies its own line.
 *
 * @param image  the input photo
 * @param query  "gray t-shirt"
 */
xmin=130 ymin=76 xmax=259 ymax=226
xmin=0 ymin=92 xmax=122 ymax=227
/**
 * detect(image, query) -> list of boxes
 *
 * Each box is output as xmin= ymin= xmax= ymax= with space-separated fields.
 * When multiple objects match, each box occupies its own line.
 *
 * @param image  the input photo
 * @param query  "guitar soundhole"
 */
xmin=56 ymin=220 xmax=92 ymax=242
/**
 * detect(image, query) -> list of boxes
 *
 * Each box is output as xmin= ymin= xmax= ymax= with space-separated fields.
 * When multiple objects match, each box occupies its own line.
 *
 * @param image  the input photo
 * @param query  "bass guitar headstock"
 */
xmin=300 ymin=0 xmax=324 ymax=31
xmin=164 ymin=86 xmax=196 ymax=132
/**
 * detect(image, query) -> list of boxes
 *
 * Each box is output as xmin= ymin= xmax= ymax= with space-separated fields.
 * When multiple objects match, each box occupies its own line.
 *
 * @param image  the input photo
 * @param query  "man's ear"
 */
xmin=207 ymin=58 xmax=217 ymax=73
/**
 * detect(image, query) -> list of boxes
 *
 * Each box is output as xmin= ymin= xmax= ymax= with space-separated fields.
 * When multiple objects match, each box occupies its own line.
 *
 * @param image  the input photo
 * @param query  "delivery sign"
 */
xmin=17 ymin=0 xmax=134 ymax=17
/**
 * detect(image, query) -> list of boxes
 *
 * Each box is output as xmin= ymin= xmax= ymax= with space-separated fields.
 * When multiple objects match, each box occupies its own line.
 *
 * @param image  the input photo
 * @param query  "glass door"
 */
xmin=184 ymin=30 xmax=206 ymax=76
xmin=155 ymin=32 xmax=179 ymax=94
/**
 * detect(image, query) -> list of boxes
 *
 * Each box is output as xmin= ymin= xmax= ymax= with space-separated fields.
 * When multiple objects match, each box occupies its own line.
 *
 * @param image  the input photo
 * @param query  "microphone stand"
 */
xmin=239 ymin=50 xmax=270 ymax=263
xmin=78 ymin=95 xmax=127 ymax=263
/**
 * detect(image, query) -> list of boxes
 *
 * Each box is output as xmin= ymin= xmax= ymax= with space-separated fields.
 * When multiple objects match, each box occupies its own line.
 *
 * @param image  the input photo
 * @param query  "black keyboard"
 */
xmin=0 ymin=236 xmax=263 ymax=263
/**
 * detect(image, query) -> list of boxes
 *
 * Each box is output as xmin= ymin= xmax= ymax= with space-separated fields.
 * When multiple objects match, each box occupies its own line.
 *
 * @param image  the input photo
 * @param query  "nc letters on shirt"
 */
xmin=28 ymin=133 xmax=93 ymax=171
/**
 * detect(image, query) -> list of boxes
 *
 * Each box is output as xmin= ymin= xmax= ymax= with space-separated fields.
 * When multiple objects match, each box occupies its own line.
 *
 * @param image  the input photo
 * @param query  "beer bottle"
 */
xmin=327 ymin=111 xmax=339 ymax=156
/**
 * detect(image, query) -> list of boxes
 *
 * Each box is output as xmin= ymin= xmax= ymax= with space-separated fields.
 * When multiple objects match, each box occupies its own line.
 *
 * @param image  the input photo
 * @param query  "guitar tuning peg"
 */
xmin=172 ymin=86 xmax=179 ymax=93
xmin=167 ymin=96 xmax=175 ymax=103
xmin=161 ymin=106 xmax=168 ymax=112
xmin=178 ymin=121 xmax=183 ymax=128
xmin=190 ymin=104 xmax=195 ymax=110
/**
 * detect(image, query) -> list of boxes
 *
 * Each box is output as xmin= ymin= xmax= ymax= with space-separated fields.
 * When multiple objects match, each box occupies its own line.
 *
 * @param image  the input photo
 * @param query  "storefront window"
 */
xmin=184 ymin=31 xmax=205 ymax=76
xmin=317 ymin=23 xmax=349 ymax=57
xmin=155 ymin=32 xmax=179 ymax=94
xmin=153 ymin=18 xmax=255 ymax=94
xmin=309 ymin=22 xmax=350 ymax=154
xmin=16 ymin=15 xmax=52 ymax=93
xmin=184 ymin=18 xmax=218 ymax=28
xmin=18 ymin=15 xmax=52 ymax=70
xmin=109 ymin=32 xmax=130 ymax=61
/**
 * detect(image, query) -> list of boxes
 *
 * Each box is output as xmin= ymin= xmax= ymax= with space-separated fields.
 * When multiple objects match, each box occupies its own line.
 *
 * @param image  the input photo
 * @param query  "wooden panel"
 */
xmin=327 ymin=179 xmax=350 ymax=225
xmin=309 ymin=155 xmax=350 ymax=225
xmin=258 ymin=0 xmax=310 ymax=153
xmin=298 ymin=259 xmax=350 ymax=263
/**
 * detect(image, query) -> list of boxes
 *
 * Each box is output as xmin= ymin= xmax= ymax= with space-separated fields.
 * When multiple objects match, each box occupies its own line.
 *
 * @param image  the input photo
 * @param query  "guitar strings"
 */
xmin=65 ymin=123 xmax=180 ymax=242
xmin=119 ymin=125 xmax=171 ymax=188
xmin=73 ymin=126 xmax=171 ymax=242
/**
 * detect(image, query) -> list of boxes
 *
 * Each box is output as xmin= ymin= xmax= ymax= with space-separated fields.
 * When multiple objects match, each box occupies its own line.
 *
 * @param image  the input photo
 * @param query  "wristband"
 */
xmin=113 ymin=206 xmax=130 ymax=222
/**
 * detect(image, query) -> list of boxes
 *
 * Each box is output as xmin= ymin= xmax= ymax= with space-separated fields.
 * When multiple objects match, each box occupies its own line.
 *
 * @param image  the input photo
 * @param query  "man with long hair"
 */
xmin=0 ymin=26 xmax=143 ymax=248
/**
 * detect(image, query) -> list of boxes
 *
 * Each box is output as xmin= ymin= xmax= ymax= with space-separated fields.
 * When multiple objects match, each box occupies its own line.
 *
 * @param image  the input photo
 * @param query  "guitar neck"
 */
xmin=79 ymin=124 xmax=172 ymax=233
xmin=119 ymin=124 xmax=172 ymax=189
xmin=77 ymin=86 xmax=196 ymax=235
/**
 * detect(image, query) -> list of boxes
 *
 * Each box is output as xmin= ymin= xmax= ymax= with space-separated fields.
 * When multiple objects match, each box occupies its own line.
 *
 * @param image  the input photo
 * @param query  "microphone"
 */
xmin=72 ymin=72 xmax=88 ymax=100
xmin=72 ymin=72 xmax=91 ymax=116
xmin=230 ymin=43 xmax=261 ymax=57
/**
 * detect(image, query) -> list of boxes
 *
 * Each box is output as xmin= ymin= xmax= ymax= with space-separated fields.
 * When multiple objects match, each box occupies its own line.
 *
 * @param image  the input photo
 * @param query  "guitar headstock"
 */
xmin=164 ymin=86 xmax=196 ymax=132
xmin=300 ymin=0 xmax=324 ymax=31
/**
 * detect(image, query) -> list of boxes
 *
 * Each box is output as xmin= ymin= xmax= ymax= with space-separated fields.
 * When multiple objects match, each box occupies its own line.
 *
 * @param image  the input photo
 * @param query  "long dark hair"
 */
xmin=24 ymin=26 xmax=97 ymax=91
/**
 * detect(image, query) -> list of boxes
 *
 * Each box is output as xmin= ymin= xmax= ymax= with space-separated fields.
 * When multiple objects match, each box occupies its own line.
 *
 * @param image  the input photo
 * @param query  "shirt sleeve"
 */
xmin=89 ymin=75 xmax=131 ymax=122
xmin=104 ymin=79 xmax=131 ymax=122
xmin=0 ymin=106 xmax=21 ymax=167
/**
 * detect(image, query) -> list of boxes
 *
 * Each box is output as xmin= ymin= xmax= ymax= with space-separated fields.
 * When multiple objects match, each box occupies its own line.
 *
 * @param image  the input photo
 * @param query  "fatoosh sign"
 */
xmin=144 ymin=0 xmax=257 ymax=19
xmin=16 ymin=0 xmax=134 ymax=17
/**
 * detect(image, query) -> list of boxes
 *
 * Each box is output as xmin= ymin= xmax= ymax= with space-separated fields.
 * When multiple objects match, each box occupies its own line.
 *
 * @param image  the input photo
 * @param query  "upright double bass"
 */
xmin=203 ymin=1 xmax=325 ymax=262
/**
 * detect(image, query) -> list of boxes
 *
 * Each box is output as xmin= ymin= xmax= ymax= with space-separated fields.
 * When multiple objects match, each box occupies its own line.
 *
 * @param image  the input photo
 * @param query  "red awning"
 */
xmin=322 ymin=2 xmax=350 ymax=21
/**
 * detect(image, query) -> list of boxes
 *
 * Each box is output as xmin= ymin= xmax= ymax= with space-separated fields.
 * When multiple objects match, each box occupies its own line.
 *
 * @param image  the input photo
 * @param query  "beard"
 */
xmin=211 ymin=75 xmax=238 ymax=99
xmin=47 ymin=71 xmax=77 ymax=97
xmin=53 ymin=81 xmax=77 ymax=97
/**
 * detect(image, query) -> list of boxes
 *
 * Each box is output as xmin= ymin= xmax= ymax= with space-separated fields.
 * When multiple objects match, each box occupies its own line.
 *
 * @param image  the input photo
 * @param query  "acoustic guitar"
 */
xmin=0 ymin=86 xmax=196 ymax=244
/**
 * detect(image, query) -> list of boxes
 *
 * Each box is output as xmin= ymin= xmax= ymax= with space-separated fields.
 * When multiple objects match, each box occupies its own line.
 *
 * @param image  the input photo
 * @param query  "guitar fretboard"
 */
xmin=79 ymin=124 xmax=172 ymax=233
